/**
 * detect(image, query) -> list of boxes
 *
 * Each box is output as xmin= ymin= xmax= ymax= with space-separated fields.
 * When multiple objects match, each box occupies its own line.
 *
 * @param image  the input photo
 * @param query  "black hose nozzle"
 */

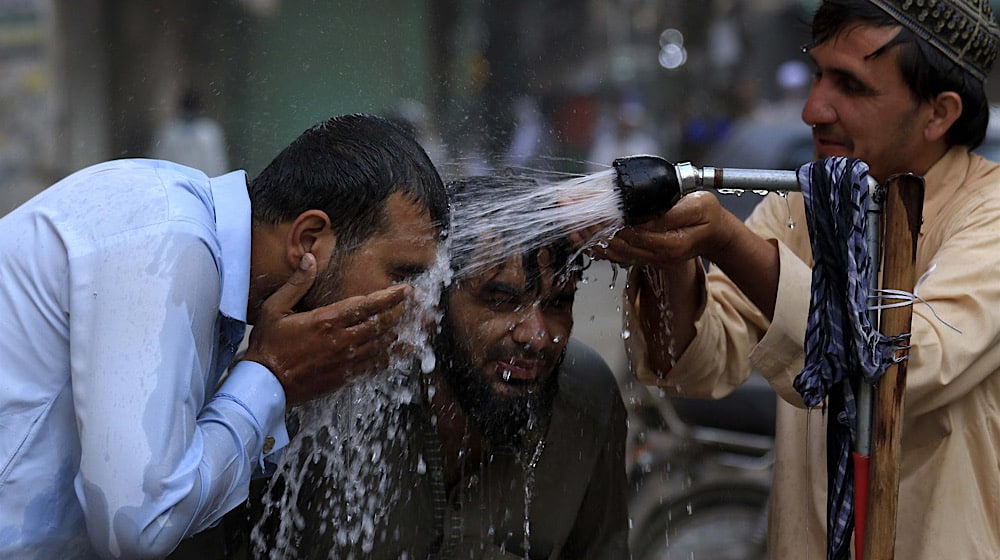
xmin=613 ymin=154 xmax=805 ymax=225
xmin=613 ymin=155 xmax=682 ymax=226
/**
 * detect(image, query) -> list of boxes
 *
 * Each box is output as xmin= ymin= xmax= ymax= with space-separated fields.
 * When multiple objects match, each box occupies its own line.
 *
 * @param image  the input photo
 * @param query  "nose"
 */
xmin=801 ymin=80 xmax=836 ymax=127
xmin=511 ymin=304 xmax=553 ymax=352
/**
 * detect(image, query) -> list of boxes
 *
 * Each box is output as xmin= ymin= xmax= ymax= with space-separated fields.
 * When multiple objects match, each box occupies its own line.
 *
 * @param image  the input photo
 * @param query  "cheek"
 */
xmin=340 ymin=264 xmax=397 ymax=298
xmin=468 ymin=323 xmax=508 ymax=352
xmin=549 ymin=314 xmax=574 ymax=342
xmin=458 ymin=317 xmax=514 ymax=356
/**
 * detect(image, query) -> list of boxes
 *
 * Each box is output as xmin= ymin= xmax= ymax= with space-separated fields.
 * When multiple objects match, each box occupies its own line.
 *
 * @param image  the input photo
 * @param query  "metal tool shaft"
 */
xmin=674 ymin=162 xmax=801 ymax=195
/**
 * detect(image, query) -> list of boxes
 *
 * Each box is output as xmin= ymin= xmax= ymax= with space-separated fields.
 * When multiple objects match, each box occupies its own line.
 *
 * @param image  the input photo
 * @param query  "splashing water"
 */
xmin=780 ymin=191 xmax=797 ymax=229
xmin=643 ymin=271 xmax=677 ymax=369
xmin=451 ymin=168 xmax=795 ymax=282
xmin=448 ymin=170 xmax=624 ymax=280
xmin=517 ymin=406 xmax=547 ymax=559
xmin=248 ymin=167 xmax=638 ymax=557
xmin=250 ymin=242 xmax=452 ymax=559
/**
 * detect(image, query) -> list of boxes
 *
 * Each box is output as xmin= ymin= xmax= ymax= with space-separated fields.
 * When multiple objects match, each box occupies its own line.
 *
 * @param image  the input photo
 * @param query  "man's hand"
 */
xmin=582 ymin=191 xmax=737 ymax=269
xmin=569 ymin=191 xmax=779 ymax=375
xmin=242 ymin=253 xmax=413 ymax=406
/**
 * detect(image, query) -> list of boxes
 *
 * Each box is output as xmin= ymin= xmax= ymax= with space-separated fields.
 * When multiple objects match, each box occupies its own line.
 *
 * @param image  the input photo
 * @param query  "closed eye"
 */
xmin=480 ymin=282 xmax=525 ymax=311
xmin=392 ymin=264 xmax=430 ymax=284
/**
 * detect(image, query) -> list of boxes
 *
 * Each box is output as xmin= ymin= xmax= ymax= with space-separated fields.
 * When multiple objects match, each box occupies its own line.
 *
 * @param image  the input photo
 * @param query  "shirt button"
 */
xmin=263 ymin=436 xmax=276 ymax=454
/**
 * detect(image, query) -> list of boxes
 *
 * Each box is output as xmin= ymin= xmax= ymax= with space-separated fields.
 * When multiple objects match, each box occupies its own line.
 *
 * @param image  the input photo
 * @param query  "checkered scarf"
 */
xmin=794 ymin=157 xmax=898 ymax=560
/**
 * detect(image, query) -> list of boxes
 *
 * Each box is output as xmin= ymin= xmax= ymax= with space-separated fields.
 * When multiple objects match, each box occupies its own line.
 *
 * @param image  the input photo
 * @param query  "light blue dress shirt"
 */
xmin=0 ymin=159 xmax=289 ymax=559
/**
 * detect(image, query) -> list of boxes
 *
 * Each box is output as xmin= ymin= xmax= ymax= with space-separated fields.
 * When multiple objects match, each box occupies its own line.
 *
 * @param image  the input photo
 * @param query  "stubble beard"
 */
xmin=296 ymin=250 xmax=347 ymax=313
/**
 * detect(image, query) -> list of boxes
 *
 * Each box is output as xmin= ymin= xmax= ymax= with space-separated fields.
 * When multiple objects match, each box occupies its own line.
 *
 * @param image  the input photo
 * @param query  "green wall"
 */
xmin=227 ymin=0 xmax=432 ymax=177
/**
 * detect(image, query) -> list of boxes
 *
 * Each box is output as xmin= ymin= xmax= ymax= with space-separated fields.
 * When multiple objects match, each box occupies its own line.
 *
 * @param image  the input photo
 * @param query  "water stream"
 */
xmin=248 ymin=166 xmax=785 ymax=557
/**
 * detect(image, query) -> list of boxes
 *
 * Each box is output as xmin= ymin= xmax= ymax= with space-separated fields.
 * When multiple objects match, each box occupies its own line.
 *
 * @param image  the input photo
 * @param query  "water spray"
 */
xmin=613 ymin=154 xmax=801 ymax=225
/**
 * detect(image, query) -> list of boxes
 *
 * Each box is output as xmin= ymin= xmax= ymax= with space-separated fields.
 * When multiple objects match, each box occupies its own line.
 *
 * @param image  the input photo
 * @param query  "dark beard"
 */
xmin=433 ymin=324 xmax=561 ymax=448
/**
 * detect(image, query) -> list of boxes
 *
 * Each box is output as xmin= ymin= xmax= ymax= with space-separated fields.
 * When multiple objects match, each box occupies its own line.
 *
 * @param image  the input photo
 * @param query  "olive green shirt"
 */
xmin=248 ymin=339 xmax=630 ymax=560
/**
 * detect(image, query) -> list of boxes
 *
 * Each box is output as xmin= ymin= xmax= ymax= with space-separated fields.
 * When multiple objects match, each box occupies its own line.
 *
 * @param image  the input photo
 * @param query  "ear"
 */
xmin=924 ymin=91 xmax=963 ymax=143
xmin=284 ymin=209 xmax=336 ymax=271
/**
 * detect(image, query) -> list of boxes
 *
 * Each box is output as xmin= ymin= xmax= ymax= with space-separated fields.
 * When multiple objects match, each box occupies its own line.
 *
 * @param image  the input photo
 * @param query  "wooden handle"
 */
xmin=863 ymin=174 xmax=924 ymax=560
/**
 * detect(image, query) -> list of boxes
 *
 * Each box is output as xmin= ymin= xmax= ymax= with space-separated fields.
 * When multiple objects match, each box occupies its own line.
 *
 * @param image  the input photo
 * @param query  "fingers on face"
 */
xmin=343 ymin=311 xmax=402 ymax=346
xmin=314 ymin=285 xmax=411 ymax=328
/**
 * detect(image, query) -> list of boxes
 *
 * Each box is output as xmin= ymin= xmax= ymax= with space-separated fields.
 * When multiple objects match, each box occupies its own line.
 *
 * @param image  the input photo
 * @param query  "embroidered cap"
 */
xmin=868 ymin=0 xmax=1000 ymax=81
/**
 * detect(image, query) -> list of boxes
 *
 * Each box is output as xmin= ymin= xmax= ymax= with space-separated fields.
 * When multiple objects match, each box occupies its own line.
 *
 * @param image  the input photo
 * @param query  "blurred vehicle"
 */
xmin=624 ymin=376 xmax=775 ymax=560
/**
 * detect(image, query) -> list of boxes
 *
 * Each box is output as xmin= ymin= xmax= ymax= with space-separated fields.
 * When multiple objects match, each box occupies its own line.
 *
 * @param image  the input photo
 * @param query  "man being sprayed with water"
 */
xmin=249 ymin=174 xmax=630 ymax=559
xmin=579 ymin=1 xmax=1000 ymax=559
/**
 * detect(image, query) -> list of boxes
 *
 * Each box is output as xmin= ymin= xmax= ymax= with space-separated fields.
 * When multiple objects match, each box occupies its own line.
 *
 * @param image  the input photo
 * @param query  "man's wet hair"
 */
xmin=248 ymin=113 xmax=449 ymax=253
xmin=445 ymin=174 xmax=586 ymax=288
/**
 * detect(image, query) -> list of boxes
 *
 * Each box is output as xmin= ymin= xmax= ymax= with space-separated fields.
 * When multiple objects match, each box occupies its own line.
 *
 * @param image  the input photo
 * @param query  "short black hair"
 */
xmin=810 ymin=0 xmax=991 ymax=149
xmin=248 ymin=113 xmax=449 ymax=252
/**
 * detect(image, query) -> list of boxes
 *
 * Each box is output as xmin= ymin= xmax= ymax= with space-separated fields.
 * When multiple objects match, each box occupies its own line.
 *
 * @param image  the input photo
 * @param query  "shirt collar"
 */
xmin=210 ymin=170 xmax=251 ymax=323
xmin=917 ymin=145 xmax=970 ymax=232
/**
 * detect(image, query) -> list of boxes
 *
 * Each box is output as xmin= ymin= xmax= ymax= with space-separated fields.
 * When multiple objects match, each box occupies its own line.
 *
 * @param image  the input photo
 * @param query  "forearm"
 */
xmin=76 ymin=361 xmax=287 ymax=559
xmin=706 ymin=212 xmax=780 ymax=320
xmin=633 ymin=218 xmax=779 ymax=377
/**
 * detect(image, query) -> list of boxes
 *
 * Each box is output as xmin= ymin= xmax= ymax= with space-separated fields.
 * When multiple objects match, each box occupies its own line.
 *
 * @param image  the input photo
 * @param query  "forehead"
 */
xmin=460 ymin=247 xmax=577 ymax=291
xmin=810 ymin=23 xmax=904 ymax=74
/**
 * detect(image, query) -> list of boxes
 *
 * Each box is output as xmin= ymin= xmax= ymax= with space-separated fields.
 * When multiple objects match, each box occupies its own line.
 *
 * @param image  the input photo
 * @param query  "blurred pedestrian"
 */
xmin=587 ymin=97 xmax=662 ymax=171
xmin=152 ymin=88 xmax=230 ymax=177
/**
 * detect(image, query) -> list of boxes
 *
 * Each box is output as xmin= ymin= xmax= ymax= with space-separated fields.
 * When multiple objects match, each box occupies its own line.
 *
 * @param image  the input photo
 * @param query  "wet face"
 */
xmin=299 ymin=191 xmax=441 ymax=310
xmin=801 ymin=24 xmax=938 ymax=182
xmin=434 ymin=247 xmax=577 ymax=446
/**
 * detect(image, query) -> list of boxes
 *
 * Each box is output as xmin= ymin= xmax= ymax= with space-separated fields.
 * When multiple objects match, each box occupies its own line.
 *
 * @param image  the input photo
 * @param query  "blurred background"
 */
xmin=0 ymin=0 xmax=843 ymax=373
xmin=0 ymin=0 xmax=827 ymax=212
xmin=6 ymin=0 xmax=1000 ymax=211
xmin=5 ymin=1 xmax=1000 ymax=556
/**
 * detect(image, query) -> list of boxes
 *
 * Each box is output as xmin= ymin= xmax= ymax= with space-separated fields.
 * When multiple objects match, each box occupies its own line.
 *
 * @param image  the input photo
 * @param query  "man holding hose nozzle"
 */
xmin=579 ymin=1 xmax=1000 ymax=558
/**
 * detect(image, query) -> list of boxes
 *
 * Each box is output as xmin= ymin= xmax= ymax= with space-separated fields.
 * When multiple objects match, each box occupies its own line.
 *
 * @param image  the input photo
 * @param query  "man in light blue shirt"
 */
xmin=0 ymin=113 xmax=449 ymax=559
